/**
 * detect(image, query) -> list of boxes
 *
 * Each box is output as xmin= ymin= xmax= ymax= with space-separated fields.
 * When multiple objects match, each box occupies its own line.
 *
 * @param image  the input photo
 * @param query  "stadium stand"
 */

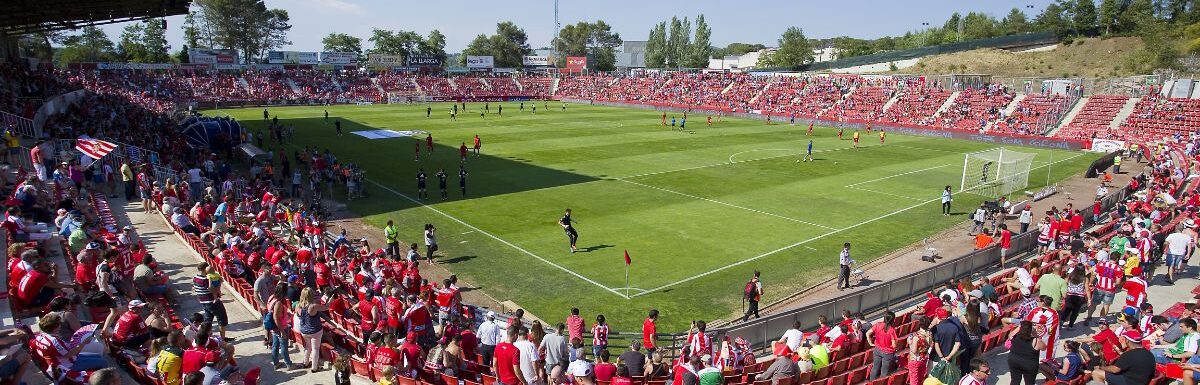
xmin=1121 ymin=94 xmax=1200 ymax=140
xmin=1055 ymin=94 xmax=1131 ymax=140
xmin=935 ymin=86 xmax=1015 ymax=131
xmin=992 ymin=93 xmax=1069 ymax=135
xmin=877 ymin=86 xmax=953 ymax=127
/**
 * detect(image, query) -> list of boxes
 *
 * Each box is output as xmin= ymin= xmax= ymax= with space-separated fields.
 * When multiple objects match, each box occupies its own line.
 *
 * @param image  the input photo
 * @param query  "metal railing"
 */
xmin=0 ymin=111 xmax=35 ymax=139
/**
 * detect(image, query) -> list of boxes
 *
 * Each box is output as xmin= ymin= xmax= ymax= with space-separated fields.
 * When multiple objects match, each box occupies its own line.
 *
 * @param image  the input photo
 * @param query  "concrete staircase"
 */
xmin=932 ymin=91 xmax=961 ymax=119
xmin=984 ymin=93 xmax=1025 ymax=131
xmin=550 ymin=78 xmax=560 ymax=96
xmin=1047 ymin=96 xmax=1091 ymax=137
xmin=447 ymin=78 xmax=459 ymax=90
xmin=236 ymin=77 xmax=250 ymax=91
xmin=285 ymin=78 xmax=302 ymax=94
xmin=720 ymin=81 xmax=738 ymax=95
xmin=1110 ymin=97 xmax=1141 ymax=129
xmin=479 ymin=78 xmax=493 ymax=91
xmin=748 ymin=80 xmax=775 ymax=105
xmin=880 ymin=91 xmax=901 ymax=113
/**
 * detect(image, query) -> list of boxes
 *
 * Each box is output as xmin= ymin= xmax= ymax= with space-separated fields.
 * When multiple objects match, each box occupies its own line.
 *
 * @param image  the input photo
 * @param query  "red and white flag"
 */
xmin=624 ymin=250 xmax=631 ymax=266
xmin=75 ymin=138 xmax=117 ymax=160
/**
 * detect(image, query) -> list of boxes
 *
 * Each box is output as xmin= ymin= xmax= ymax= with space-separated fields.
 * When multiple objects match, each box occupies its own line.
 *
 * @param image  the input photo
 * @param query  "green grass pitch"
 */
xmin=212 ymin=102 xmax=1100 ymax=331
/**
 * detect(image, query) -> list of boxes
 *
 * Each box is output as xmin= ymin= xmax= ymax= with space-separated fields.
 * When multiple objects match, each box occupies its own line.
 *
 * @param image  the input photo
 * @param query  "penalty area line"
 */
xmin=364 ymin=179 xmax=631 ymax=299
xmin=616 ymin=179 xmax=840 ymax=231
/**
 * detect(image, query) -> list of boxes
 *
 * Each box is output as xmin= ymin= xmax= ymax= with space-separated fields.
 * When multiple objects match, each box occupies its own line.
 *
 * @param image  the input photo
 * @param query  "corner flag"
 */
xmin=624 ymin=250 xmax=631 ymax=265
xmin=623 ymin=249 xmax=631 ymax=297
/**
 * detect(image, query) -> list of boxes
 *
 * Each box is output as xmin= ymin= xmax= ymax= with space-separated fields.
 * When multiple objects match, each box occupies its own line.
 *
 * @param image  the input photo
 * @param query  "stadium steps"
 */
xmin=1048 ymin=95 xmax=1091 ymax=137
xmin=285 ymin=78 xmax=301 ymax=94
xmin=1110 ymin=97 xmax=1141 ymax=129
xmin=748 ymin=79 xmax=775 ymax=105
xmin=479 ymin=77 xmax=493 ymax=91
xmin=332 ymin=76 xmax=344 ymax=92
xmin=550 ymin=77 xmax=560 ymax=95
xmin=1193 ymin=83 xmax=1200 ymax=99
xmin=880 ymin=91 xmax=901 ymax=112
xmin=447 ymin=77 xmax=459 ymax=90
xmin=984 ymin=93 xmax=1026 ymax=131
xmin=236 ymin=77 xmax=250 ymax=91
xmin=932 ymin=90 xmax=961 ymax=119
xmin=720 ymin=81 xmax=737 ymax=95
xmin=820 ymin=85 xmax=856 ymax=117
xmin=514 ymin=78 xmax=525 ymax=92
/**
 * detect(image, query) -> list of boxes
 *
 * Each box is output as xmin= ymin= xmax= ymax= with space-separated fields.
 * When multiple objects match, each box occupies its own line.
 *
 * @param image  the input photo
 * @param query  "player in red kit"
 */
xmin=473 ymin=135 xmax=481 ymax=156
xmin=414 ymin=141 xmax=421 ymax=161
xmin=706 ymin=115 xmax=712 ymax=127
xmin=807 ymin=122 xmax=814 ymax=136
xmin=425 ymin=134 xmax=434 ymax=153
xmin=459 ymin=142 xmax=469 ymax=162
xmin=661 ymin=112 xmax=667 ymax=127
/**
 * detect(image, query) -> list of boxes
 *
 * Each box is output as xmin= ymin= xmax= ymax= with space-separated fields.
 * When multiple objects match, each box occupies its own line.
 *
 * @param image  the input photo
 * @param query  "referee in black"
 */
xmin=560 ymin=208 xmax=578 ymax=253
xmin=838 ymin=242 xmax=854 ymax=290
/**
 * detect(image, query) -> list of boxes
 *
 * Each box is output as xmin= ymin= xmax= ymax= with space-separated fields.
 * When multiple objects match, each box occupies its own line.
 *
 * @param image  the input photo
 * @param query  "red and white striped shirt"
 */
xmin=591 ymin=323 xmax=609 ymax=347
xmin=1123 ymin=277 xmax=1148 ymax=309
xmin=1094 ymin=260 xmax=1122 ymax=292
xmin=687 ymin=332 xmax=712 ymax=358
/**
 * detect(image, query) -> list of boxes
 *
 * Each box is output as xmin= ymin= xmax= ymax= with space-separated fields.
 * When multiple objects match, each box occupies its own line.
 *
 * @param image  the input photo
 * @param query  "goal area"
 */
xmin=959 ymin=148 xmax=1035 ymax=198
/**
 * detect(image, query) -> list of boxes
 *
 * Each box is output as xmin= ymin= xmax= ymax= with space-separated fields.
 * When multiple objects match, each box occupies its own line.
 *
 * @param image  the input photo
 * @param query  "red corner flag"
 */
xmin=624 ymin=250 xmax=631 ymax=265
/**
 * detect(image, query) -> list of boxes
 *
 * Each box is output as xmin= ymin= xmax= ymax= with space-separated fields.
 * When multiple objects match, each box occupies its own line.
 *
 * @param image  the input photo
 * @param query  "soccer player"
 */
xmin=562 ymin=102 xmax=567 ymax=111
xmin=414 ymin=141 xmax=421 ymax=162
xmin=263 ymin=108 xmax=269 ymax=120
xmin=416 ymin=168 xmax=428 ymax=199
xmin=879 ymin=130 xmax=886 ymax=144
xmin=680 ymin=117 xmax=686 ymax=130
xmin=426 ymin=106 xmax=432 ymax=118
xmin=532 ymin=105 xmax=537 ymax=113
xmin=766 ymin=114 xmax=771 ymax=125
xmin=807 ymin=122 xmax=814 ymax=136
xmin=498 ymin=105 xmax=503 ymax=116
xmin=789 ymin=114 xmax=795 ymax=125
xmin=671 ymin=117 xmax=676 ymax=127
xmin=473 ymin=135 xmax=481 ymax=156
xmin=661 ymin=112 xmax=667 ymax=127
xmin=459 ymin=142 xmax=469 ymax=162
xmin=852 ymin=130 xmax=860 ymax=148
xmin=520 ymin=102 xmax=524 ymax=111
xmin=450 ymin=108 xmax=456 ymax=121
xmin=324 ymin=110 xmax=329 ymax=121
xmin=485 ymin=102 xmax=490 ymax=113
xmin=837 ymin=128 xmax=844 ymax=140
xmin=560 ymin=209 xmax=579 ymax=253
xmin=798 ymin=140 xmax=814 ymax=162
xmin=458 ymin=165 xmax=468 ymax=197
xmin=865 ymin=121 xmax=872 ymax=133
xmin=706 ymin=115 xmax=712 ymax=127
xmin=426 ymin=134 xmax=434 ymax=154
xmin=335 ymin=119 xmax=342 ymax=136
xmin=436 ymin=169 xmax=448 ymax=200
xmin=480 ymin=110 xmax=485 ymax=118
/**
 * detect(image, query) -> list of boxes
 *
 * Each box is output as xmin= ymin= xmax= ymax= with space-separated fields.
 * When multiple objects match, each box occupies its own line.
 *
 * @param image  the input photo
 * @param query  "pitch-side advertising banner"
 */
xmin=466 ymin=55 xmax=494 ymax=69
xmin=522 ymin=56 xmax=550 ymax=66
xmin=189 ymin=48 xmax=239 ymax=64
xmin=321 ymin=52 xmax=357 ymax=64
xmin=1090 ymin=138 xmax=1126 ymax=153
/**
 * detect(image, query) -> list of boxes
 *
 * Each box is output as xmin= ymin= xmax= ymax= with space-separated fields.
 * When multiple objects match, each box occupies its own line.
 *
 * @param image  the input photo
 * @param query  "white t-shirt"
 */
xmin=781 ymin=329 xmax=804 ymax=351
xmin=188 ymin=168 xmax=202 ymax=183
xmin=567 ymin=359 xmax=593 ymax=378
xmin=1015 ymin=268 xmax=1034 ymax=289
xmin=1166 ymin=232 xmax=1192 ymax=255
xmin=515 ymin=339 xmax=540 ymax=384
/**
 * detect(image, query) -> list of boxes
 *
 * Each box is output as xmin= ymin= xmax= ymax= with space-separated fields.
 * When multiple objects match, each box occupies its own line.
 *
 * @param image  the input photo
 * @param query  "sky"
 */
xmin=98 ymin=0 xmax=1061 ymax=54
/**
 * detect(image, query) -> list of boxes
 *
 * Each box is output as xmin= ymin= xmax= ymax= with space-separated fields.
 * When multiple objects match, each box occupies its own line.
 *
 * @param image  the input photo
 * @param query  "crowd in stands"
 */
xmin=1058 ymin=95 xmax=1132 ymax=141
xmin=4 ymin=59 xmax=1200 ymax=385
xmin=992 ymin=93 xmax=1071 ymax=136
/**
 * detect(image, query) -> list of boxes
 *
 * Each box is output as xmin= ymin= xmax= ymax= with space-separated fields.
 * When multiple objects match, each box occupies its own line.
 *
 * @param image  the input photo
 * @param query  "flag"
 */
xmin=624 ymin=250 xmax=631 ymax=266
xmin=75 ymin=138 xmax=117 ymax=160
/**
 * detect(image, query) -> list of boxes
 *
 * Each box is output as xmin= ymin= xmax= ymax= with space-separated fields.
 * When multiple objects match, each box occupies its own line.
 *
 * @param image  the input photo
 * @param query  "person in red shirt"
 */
xmin=404 ymin=296 xmax=431 ymax=337
xmin=16 ymin=259 xmax=70 ymax=308
xmin=998 ymin=224 xmax=1013 ymax=268
xmin=112 ymin=300 xmax=152 ymax=349
xmin=642 ymin=309 xmax=658 ymax=353
xmin=460 ymin=142 xmax=469 ymax=162
xmin=593 ymin=350 xmax=617 ymax=381
xmin=473 ymin=135 xmax=481 ymax=155
xmin=426 ymin=134 xmax=434 ymax=153
xmin=493 ymin=325 xmax=523 ymax=385
xmin=459 ymin=323 xmax=478 ymax=362
xmin=566 ymin=308 xmax=584 ymax=343
xmin=399 ymin=332 xmax=424 ymax=378
xmin=372 ymin=336 xmax=401 ymax=372
xmin=865 ymin=311 xmax=898 ymax=380
xmin=313 ymin=256 xmax=331 ymax=289
xmin=358 ymin=291 xmax=380 ymax=335
xmin=385 ymin=291 xmax=404 ymax=336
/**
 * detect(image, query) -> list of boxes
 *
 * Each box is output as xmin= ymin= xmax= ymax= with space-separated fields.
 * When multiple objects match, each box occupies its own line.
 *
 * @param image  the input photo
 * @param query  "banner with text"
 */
xmin=96 ymin=63 xmax=175 ymax=70
xmin=320 ymin=52 xmax=357 ymax=65
xmin=268 ymin=51 xmax=319 ymax=64
xmin=1090 ymin=138 xmax=1126 ymax=153
xmin=406 ymin=54 xmax=443 ymax=67
xmin=189 ymin=48 xmax=239 ymax=64
xmin=566 ymin=56 xmax=588 ymax=72
xmin=368 ymin=54 xmax=403 ymax=68
xmin=522 ymin=56 xmax=550 ymax=66
xmin=466 ymin=55 xmax=495 ymax=69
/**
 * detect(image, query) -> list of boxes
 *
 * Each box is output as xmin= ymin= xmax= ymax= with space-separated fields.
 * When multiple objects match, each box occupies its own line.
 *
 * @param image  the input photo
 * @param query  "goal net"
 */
xmin=960 ymin=148 xmax=1035 ymax=198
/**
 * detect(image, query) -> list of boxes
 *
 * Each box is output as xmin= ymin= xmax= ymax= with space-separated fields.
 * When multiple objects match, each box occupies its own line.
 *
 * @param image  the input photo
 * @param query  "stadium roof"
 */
xmin=0 ymin=0 xmax=191 ymax=36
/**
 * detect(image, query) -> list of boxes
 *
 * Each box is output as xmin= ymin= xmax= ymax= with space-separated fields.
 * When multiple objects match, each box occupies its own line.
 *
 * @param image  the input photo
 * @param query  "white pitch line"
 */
xmin=617 ymin=179 xmax=840 ymax=231
xmin=365 ymin=179 xmax=631 ymax=299
xmin=629 ymin=196 xmax=940 ymax=298
xmin=887 ymin=144 xmax=964 ymax=154
xmin=619 ymin=145 xmax=862 ymax=179
xmin=845 ymin=164 xmax=954 ymax=187
xmin=802 ymin=246 xmax=818 ymax=251
xmin=628 ymin=151 xmax=1091 ymax=298
xmin=728 ymin=148 xmax=795 ymax=163
xmin=846 ymin=186 xmax=927 ymax=201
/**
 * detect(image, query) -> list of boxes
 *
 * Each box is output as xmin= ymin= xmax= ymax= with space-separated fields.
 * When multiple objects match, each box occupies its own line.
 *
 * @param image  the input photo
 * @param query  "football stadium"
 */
xmin=0 ymin=1 xmax=1197 ymax=385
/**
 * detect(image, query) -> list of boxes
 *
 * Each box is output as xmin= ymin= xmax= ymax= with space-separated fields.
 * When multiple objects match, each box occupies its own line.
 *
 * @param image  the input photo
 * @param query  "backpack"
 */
xmin=743 ymin=281 xmax=756 ymax=300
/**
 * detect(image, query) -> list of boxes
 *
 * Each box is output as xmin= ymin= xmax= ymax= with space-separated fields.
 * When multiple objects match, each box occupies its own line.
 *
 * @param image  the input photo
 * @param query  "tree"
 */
xmin=460 ymin=34 xmax=493 ymax=65
xmin=322 ymin=33 xmax=363 ymax=59
xmin=960 ymin=12 xmax=998 ymax=40
xmin=687 ymin=14 xmax=713 ymax=68
xmin=645 ymin=22 xmax=667 ymax=68
xmin=58 ymin=26 xmax=115 ymax=65
xmin=1036 ymin=3 xmax=1072 ymax=38
xmin=190 ymin=0 xmax=292 ymax=64
xmin=176 ymin=45 xmax=191 ymax=63
xmin=1098 ymin=0 xmax=1120 ymax=35
xmin=551 ymin=21 xmax=622 ymax=70
xmin=369 ymin=29 xmax=425 ymax=57
xmin=18 ymin=31 xmax=63 ymax=61
xmin=759 ymin=27 xmax=812 ymax=69
xmin=492 ymin=21 xmax=532 ymax=67
xmin=421 ymin=29 xmax=447 ymax=64
xmin=1118 ymin=0 xmax=1157 ymax=33
xmin=117 ymin=23 xmax=148 ymax=62
xmin=1000 ymin=8 xmax=1032 ymax=35
xmin=142 ymin=19 xmax=172 ymax=62
xmin=665 ymin=17 xmax=690 ymax=67
xmin=942 ymin=12 xmax=963 ymax=42
xmin=1071 ymin=0 xmax=1099 ymax=35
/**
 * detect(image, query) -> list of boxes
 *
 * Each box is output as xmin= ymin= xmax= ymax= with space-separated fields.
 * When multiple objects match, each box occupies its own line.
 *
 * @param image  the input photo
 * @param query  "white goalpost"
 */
xmin=959 ymin=148 xmax=1036 ymax=198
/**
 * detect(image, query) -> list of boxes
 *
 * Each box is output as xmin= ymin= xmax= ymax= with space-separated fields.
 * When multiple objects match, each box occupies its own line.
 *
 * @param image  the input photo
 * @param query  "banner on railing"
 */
xmin=320 ymin=52 xmax=357 ymax=65
xmin=466 ymin=56 xmax=495 ymax=69
xmin=1090 ymin=138 xmax=1126 ymax=153
xmin=189 ymin=48 xmax=240 ymax=64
